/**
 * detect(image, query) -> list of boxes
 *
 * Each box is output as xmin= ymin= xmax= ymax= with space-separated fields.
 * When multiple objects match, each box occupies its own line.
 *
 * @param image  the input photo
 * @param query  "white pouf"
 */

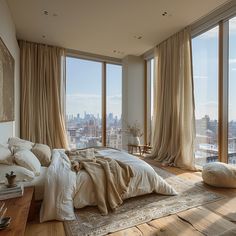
xmin=202 ymin=162 xmax=236 ymax=188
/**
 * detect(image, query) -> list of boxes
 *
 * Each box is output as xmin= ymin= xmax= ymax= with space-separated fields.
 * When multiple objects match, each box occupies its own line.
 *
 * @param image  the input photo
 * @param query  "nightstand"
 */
xmin=0 ymin=187 xmax=34 ymax=236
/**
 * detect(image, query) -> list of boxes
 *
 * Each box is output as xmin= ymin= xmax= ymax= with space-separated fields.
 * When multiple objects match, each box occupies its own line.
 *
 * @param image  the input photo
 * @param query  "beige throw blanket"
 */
xmin=77 ymin=157 xmax=134 ymax=215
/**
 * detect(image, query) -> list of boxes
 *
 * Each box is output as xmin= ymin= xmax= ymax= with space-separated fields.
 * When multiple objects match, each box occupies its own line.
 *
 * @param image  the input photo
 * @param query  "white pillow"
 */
xmin=14 ymin=149 xmax=41 ymax=176
xmin=8 ymin=137 xmax=34 ymax=152
xmin=0 ymin=144 xmax=14 ymax=165
xmin=0 ymin=164 xmax=34 ymax=183
xmin=31 ymin=143 xmax=51 ymax=166
xmin=202 ymin=162 xmax=236 ymax=188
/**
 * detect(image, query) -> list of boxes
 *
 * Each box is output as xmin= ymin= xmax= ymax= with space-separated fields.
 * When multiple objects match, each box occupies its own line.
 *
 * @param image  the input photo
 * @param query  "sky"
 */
xmin=66 ymin=16 xmax=236 ymax=122
xmin=66 ymin=57 xmax=122 ymax=118
xmin=192 ymin=16 xmax=236 ymax=121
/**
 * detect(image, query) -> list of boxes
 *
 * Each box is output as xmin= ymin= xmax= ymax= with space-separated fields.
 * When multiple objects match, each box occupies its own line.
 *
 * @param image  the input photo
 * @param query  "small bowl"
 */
xmin=0 ymin=217 xmax=11 ymax=230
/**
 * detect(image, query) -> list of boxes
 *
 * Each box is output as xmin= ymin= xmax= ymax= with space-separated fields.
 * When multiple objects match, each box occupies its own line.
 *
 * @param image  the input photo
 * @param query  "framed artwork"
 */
xmin=0 ymin=37 xmax=14 ymax=122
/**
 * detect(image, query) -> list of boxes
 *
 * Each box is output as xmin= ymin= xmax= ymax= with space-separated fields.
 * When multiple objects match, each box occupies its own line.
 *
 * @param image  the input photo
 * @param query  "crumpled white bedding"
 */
xmin=40 ymin=148 xmax=177 ymax=222
xmin=74 ymin=149 xmax=177 ymax=208
xmin=40 ymin=150 xmax=76 ymax=222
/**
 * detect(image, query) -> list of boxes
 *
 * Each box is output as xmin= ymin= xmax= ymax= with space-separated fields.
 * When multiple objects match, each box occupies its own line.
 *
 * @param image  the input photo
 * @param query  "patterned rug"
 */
xmin=64 ymin=163 xmax=224 ymax=236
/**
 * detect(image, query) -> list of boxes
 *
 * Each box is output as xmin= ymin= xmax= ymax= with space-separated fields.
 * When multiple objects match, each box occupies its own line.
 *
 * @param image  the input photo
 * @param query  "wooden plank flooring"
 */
xmin=25 ymin=164 xmax=236 ymax=236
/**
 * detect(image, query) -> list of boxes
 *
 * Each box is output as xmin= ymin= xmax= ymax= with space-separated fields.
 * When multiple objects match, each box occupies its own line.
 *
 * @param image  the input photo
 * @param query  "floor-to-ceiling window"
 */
xmin=66 ymin=57 xmax=122 ymax=149
xmin=192 ymin=26 xmax=219 ymax=166
xmin=228 ymin=17 xmax=236 ymax=164
xmin=106 ymin=64 xmax=122 ymax=149
xmin=192 ymin=11 xmax=236 ymax=166
xmin=66 ymin=57 xmax=102 ymax=149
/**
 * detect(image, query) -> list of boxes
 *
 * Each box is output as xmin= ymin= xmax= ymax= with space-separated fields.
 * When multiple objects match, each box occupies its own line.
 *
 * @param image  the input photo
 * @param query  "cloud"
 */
xmin=193 ymin=75 xmax=208 ymax=79
xmin=229 ymin=17 xmax=236 ymax=31
xmin=229 ymin=58 xmax=236 ymax=64
xmin=66 ymin=93 xmax=121 ymax=117
xmin=67 ymin=94 xmax=101 ymax=99
xmin=196 ymin=27 xmax=218 ymax=39
xmin=107 ymin=95 xmax=121 ymax=101
xmin=195 ymin=101 xmax=218 ymax=120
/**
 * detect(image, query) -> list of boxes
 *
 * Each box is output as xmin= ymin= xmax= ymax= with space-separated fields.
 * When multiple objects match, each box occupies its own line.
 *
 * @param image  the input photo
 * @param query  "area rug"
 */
xmin=64 ymin=163 xmax=224 ymax=236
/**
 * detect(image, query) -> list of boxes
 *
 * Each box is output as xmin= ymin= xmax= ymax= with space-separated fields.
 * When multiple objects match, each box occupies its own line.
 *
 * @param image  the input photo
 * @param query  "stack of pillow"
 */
xmin=0 ymin=137 xmax=52 ymax=182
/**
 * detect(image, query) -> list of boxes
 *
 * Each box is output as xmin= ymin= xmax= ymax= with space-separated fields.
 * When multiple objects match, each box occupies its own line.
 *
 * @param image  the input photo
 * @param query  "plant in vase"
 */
xmin=5 ymin=171 xmax=16 ymax=188
xmin=126 ymin=121 xmax=143 ymax=145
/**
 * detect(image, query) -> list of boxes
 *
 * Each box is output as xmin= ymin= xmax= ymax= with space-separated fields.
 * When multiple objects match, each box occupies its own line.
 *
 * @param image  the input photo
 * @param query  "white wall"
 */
xmin=0 ymin=0 xmax=20 ymax=144
xmin=122 ymin=55 xmax=145 ymax=149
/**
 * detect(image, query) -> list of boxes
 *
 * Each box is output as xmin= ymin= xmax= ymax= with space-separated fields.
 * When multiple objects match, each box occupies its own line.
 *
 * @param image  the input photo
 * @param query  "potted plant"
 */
xmin=5 ymin=171 xmax=16 ymax=188
xmin=126 ymin=121 xmax=143 ymax=145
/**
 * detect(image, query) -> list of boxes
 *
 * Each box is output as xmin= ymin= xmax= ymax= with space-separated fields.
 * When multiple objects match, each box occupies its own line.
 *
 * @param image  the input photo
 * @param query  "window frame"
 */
xmin=192 ymin=14 xmax=236 ymax=164
xmin=142 ymin=1 xmax=236 ymax=164
xmin=65 ymin=54 xmax=122 ymax=147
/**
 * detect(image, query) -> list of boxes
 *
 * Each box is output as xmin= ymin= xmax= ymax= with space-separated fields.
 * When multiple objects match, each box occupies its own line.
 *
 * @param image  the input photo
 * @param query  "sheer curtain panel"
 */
xmin=19 ymin=40 xmax=68 ymax=149
xmin=151 ymin=28 xmax=196 ymax=170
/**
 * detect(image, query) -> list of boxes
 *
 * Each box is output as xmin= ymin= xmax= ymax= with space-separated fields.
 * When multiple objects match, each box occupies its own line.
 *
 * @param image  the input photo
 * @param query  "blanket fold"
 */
xmin=79 ymin=157 xmax=134 ymax=215
xmin=40 ymin=150 xmax=76 ymax=222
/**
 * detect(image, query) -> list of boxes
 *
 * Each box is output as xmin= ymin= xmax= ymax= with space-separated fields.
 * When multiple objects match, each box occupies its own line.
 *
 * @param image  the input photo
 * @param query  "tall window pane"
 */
xmin=66 ymin=57 xmax=102 ymax=149
xmin=106 ymin=64 xmax=122 ymax=149
xmin=228 ymin=17 xmax=236 ymax=165
xmin=146 ymin=58 xmax=154 ymax=145
xmin=150 ymin=58 xmax=154 ymax=126
xmin=192 ymin=26 xmax=219 ymax=166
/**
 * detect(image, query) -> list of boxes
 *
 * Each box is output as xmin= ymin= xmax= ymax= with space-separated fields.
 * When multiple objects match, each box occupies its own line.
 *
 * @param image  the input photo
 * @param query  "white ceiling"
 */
xmin=7 ymin=0 xmax=229 ymax=59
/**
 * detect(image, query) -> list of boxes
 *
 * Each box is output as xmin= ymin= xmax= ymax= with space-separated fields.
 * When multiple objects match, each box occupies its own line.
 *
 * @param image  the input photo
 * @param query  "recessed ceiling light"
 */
xmin=162 ymin=11 xmax=168 ymax=16
xmin=113 ymin=50 xmax=124 ymax=55
xmin=43 ymin=10 xmax=49 ymax=16
xmin=134 ymin=35 xmax=143 ymax=40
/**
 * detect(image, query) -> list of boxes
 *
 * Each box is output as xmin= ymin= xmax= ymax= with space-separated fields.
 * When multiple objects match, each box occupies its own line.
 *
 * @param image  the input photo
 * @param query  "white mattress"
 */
xmin=0 ymin=165 xmax=47 ymax=201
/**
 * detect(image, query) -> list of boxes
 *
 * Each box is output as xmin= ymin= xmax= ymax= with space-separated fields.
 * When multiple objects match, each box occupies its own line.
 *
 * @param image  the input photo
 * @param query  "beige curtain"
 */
xmin=19 ymin=40 xmax=68 ymax=149
xmin=151 ymin=28 xmax=196 ymax=170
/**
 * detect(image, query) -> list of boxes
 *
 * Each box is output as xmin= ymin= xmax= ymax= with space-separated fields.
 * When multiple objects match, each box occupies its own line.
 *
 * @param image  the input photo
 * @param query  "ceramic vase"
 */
xmin=133 ymin=136 xmax=140 ymax=146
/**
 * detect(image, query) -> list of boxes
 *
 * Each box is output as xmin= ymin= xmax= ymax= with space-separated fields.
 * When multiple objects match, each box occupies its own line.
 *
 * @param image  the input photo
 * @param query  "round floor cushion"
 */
xmin=202 ymin=162 xmax=236 ymax=188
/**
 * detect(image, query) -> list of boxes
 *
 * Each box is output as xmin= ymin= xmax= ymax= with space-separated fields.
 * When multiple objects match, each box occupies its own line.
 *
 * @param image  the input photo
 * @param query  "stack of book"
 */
xmin=0 ymin=185 xmax=24 ymax=200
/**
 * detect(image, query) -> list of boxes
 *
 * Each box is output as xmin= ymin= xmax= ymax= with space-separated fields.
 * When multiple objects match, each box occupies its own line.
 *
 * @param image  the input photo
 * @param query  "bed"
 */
xmin=40 ymin=148 xmax=177 ymax=222
xmin=0 ymin=140 xmax=177 ymax=222
xmin=73 ymin=148 xmax=177 ymax=208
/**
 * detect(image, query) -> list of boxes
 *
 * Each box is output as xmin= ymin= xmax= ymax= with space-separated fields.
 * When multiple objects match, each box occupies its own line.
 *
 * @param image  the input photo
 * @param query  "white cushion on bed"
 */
xmin=32 ymin=143 xmax=51 ymax=166
xmin=0 ymin=144 xmax=14 ymax=165
xmin=202 ymin=162 xmax=236 ymax=188
xmin=0 ymin=164 xmax=35 ymax=183
xmin=14 ymin=149 xmax=41 ymax=176
xmin=8 ymin=137 xmax=34 ymax=152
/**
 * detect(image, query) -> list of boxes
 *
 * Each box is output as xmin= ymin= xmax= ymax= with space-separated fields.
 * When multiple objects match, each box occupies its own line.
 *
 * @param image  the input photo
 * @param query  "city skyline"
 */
xmin=66 ymin=111 xmax=122 ymax=120
xmin=66 ymin=110 xmax=122 ymax=149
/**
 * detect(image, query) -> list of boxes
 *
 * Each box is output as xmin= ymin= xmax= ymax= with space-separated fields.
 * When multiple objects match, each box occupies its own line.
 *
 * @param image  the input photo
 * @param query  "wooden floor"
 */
xmin=25 ymin=163 xmax=236 ymax=236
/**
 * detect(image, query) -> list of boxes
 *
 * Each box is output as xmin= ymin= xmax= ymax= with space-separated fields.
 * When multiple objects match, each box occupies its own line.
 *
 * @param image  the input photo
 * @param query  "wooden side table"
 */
xmin=128 ymin=144 xmax=152 ymax=156
xmin=0 ymin=187 xmax=34 ymax=236
xmin=128 ymin=144 xmax=143 ymax=155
